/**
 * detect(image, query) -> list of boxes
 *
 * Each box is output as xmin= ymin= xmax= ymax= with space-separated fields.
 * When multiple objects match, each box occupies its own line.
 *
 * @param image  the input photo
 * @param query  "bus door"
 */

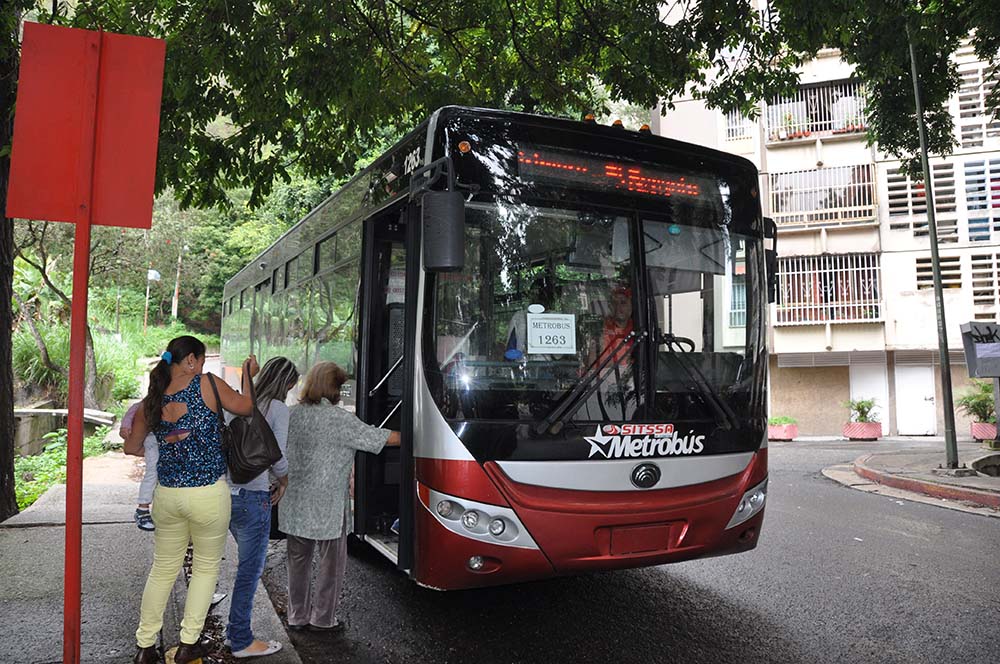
xmin=354 ymin=205 xmax=412 ymax=569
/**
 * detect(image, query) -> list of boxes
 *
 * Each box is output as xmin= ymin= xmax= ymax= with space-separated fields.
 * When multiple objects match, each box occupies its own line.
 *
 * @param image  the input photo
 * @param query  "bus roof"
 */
xmin=223 ymin=105 xmax=757 ymax=293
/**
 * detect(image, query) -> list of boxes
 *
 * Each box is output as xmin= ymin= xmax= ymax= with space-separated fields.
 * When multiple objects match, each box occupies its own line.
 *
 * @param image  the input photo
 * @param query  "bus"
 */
xmin=221 ymin=106 xmax=777 ymax=590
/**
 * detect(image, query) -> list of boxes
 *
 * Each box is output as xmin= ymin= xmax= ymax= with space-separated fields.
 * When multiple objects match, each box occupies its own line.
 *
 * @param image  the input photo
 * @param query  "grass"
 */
xmin=14 ymin=426 xmax=112 ymax=511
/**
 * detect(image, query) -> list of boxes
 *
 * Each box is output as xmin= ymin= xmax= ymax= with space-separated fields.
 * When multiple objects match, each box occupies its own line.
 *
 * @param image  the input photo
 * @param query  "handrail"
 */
xmin=368 ymin=355 xmax=404 ymax=397
xmin=379 ymin=401 xmax=402 ymax=428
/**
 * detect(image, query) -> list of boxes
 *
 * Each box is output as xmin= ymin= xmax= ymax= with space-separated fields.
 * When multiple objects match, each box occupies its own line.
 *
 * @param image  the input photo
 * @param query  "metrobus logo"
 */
xmin=587 ymin=423 xmax=705 ymax=459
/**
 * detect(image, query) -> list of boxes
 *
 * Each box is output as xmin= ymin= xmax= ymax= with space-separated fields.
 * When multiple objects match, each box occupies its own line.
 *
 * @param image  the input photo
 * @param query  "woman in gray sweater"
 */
xmin=279 ymin=361 xmax=400 ymax=632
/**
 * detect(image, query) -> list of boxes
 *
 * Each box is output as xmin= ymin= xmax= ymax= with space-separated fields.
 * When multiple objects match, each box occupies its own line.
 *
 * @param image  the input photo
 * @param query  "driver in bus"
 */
xmin=580 ymin=283 xmax=637 ymax=420
xmin=596 ymin=284 xmax=634 ymax=366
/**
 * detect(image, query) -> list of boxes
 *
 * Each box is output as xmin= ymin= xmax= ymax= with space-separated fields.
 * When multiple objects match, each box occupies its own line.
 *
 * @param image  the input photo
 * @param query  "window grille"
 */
xmin=915 ymin=255 xmax=961 ymax=290
xmin=886 ymin=164 xmax=958 ymax=242
xmin=775 ymin=254 xmax=881 ymax=326
xmin=964 ymin=158 xmax=1000 ymax=242
xmin=769 ymin=164 xmax=876 ymax=227
xmin=765 ymin=79 xmax=867 ymax=139
xmin=971 ymin=253 xmax=999 ymax=322
xmin=730 ymin=275 xmax=747 ymax=327
xmin=724 ymin=110 xmax=754 ymax=141
xmin=957 ymin=63 xmax=1000 ymax=148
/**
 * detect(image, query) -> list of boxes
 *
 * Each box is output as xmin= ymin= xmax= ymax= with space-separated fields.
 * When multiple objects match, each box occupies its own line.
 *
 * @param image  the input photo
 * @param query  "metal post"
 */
xmin=906 ymin=22 xmax=960 ymax=468
xmin=171 ymin=246 xmax=182 ymax=319
xmin=64 ymin=30 xmax=102 ymax=664
xmin=143 ymin=273 xmax=151 ymax=334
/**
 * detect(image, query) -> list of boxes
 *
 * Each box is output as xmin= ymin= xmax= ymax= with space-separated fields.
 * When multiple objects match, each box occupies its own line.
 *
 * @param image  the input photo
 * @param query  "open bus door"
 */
xmin=354 ymin=203 xmax=415 ymax=572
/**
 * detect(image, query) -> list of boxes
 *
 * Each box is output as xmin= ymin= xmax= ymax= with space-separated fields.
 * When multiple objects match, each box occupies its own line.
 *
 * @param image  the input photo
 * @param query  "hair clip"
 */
xmin=161 ymin=351 xmax=173 ymax=365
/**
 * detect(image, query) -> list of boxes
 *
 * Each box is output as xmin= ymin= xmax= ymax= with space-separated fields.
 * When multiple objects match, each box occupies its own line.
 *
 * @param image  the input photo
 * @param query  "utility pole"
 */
xmin=171 ymin=244 xmax=188 ymax=319
xmin=906 ymin=21 xmax=960 ymax=468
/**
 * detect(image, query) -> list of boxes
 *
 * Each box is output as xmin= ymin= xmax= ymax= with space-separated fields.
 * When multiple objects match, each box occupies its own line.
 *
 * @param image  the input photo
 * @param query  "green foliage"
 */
xmin=768 ymin=416 xmax=797 ymax=425
xmin=956 ymin=379 xmax=996 ymax=424
xmin=14 ymin=426 xmax=112 ymax=510
xmin=844 ymin=398 xmax=880 ymax=423
xmin=11 ymin=318 xmax=215 ymax=408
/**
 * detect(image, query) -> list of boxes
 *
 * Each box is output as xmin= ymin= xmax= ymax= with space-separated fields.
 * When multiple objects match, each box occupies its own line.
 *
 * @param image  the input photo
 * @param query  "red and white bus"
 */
xmin=221 ymin=106 xmax=776 ymax=590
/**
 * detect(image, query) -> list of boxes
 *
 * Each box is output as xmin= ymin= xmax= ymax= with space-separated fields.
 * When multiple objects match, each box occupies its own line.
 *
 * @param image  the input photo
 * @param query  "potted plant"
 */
xmin=956 ymin=379 xmax=997 ymax=446
xmin=768 ymin=416 xmax=798 ymax=441
xmin=843 ymin=398 xmax=882 ymax=440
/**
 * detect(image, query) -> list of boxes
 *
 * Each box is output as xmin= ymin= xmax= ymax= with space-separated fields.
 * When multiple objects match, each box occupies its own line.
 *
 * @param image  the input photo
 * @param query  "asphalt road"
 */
xmin=262 ymin=440 xmax=1000 ymax=664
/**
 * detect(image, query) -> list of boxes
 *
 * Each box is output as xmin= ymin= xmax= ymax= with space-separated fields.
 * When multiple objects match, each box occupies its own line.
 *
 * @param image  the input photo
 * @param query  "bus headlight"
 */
xmin=461 ymin=510 xmax=480 ymax=530
xmin=437 ymin=500 xmax=456 ymax=518
xmin=488 ymin=518 xmax=506 ymax=537
xmin=726 ymin=478 xmax=767 ymax=529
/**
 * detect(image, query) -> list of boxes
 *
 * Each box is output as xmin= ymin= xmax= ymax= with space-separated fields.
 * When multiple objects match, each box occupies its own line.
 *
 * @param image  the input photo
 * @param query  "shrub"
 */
xmin=844 ymin=398 xmax=879 ymax=423
xmin=956 ymin=379 xmax=996 ymax=424
xmin=13 ymin=426 xmax=110 ymax=510
xmin=768 ymin=416 xmax=797 ymax=425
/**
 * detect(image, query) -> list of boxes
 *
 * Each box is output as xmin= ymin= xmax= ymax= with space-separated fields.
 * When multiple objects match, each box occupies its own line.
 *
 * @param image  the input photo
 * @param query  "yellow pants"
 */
xmin=135 ymin=479 xmax=231 ymax=648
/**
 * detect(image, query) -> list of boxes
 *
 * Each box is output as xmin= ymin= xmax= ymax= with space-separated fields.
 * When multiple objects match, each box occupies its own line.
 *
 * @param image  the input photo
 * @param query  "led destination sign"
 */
xmin=517 ymin=145 xmax=706 ymax=200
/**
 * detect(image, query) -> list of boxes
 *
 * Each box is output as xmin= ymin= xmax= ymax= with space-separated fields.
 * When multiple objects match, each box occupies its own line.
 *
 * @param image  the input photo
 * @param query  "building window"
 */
xmin=971 ymin=253 xmax=999 ymax=322
xmin=317 ymin=234 xmax=337 ymax=273
xmin=765 ymin=79 xmax=867 ymax=140
xmin=957 ymin=63 xmax=1000 ymax=148
xmin=769 ymin=164 xmax=876 ymax=227
xmin=729 ymin=274 xmax=747 ymax=327
xmin=776 ymin=254 xmax=881 ymax=325
xmin=724 ymin=110 xmax=754 ymax=141
xmin=886 ymin=163 xmax=958 ymax=243
xmin=964 ymin=158 xmax=1000 ymax=242
xmin=915 ymin=255 xmax=961 ymax=290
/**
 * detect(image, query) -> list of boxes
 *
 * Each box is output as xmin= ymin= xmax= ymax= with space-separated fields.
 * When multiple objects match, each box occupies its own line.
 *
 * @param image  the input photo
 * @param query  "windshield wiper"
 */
xmin=659 ymin=332 xmax=738 ymax=431
xmin=534 ymin=330 xmax=646 ymax=435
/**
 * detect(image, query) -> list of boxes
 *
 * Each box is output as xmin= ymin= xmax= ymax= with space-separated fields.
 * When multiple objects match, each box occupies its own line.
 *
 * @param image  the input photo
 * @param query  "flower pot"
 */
xmin=971 ymin=422 xmax=997 ymax=442
xmin=768 ymin=424 xmax=798 ymax=441
xmin=843 ymin=422 xmax=882 ymax=440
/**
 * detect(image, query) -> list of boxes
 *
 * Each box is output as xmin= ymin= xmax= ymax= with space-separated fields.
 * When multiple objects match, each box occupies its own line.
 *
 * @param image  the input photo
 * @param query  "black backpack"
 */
xmin=207 ymin=369 xmax=282 ymax=485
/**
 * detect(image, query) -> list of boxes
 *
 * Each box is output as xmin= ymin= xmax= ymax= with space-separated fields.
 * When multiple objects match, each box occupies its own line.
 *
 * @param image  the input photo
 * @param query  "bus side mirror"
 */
xmin=422 ymin=190 xmax=465 ymax=272
xmin=764 ymin=217 xmax=778 ymax=304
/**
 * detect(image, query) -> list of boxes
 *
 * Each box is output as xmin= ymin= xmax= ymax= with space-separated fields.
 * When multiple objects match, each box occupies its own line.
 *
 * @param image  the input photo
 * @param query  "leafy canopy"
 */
xmin=44 ymin=0 xmax=997 ymax=211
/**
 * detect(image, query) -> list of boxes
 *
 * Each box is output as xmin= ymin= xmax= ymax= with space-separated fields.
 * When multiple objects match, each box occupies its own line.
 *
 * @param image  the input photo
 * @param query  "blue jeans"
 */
xmin=226 ymin=489 xmax=271 ymax=652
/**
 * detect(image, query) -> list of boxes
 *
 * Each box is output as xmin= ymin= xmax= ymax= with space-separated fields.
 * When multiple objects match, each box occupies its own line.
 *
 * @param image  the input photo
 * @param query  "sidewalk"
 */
xmin=838 ymin=440 xmax=1000 ymax=514
xmin=0 ymin=447 xmax=299 ymax=663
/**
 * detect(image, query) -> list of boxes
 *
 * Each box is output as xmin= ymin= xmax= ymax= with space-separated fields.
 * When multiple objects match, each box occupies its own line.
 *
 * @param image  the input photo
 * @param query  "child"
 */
xmin=120 ymin=401 xmax=157 ymax=531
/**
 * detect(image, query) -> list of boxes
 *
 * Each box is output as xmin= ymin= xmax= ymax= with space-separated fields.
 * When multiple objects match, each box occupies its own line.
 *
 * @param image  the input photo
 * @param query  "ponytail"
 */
xmin=143 ymin=335 xmax=207 ymax=427
xmin=144 ymin=361 xmax=172 ymax=427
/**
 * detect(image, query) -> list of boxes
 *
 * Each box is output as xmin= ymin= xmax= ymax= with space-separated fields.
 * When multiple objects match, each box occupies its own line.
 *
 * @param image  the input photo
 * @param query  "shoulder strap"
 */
xmin=205 ymin=373 xmax=226 ymax=429
xmin=245 ymin=360 xmax=257 ymax=407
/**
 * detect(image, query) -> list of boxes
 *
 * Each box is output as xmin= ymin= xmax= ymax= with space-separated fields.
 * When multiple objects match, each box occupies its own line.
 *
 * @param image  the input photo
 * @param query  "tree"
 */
xmin=0 ymin=1 xmax=997 ymax=523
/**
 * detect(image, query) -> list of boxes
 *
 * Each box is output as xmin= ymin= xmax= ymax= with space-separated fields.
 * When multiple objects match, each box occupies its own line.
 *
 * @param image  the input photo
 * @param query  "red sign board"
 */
xmin=6 ymin=22 xmax=166 ymax=228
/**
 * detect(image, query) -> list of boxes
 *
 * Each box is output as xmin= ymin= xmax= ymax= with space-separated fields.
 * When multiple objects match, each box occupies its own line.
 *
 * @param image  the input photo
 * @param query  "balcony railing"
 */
xmin=775 ymin=254 xmax=882 ymax=326
xmin=765 ymin=79 xmax=868 ymax=141
xmin=769 ymin=164 xmax=877 ymax=227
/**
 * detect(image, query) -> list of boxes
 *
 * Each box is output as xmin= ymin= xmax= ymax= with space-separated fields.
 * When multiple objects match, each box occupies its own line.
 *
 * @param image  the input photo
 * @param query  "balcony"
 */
xmin=775 ymin=254 xmax=882 ymax=326
xmin=769 ymin=164 xmax=877 ymax=228
xmin=765 ymin=79 xmax=868 ymax=142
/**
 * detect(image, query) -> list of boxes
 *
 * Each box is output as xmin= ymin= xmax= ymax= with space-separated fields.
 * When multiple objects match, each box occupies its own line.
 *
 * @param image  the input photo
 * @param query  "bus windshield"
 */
xmin=423 ymin=197 xmax=762 ymax=426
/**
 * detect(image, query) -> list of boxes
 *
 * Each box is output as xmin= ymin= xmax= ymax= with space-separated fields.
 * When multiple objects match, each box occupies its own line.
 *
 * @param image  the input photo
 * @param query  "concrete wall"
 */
xmin=769 ymin=357 xmax=851 ymax=434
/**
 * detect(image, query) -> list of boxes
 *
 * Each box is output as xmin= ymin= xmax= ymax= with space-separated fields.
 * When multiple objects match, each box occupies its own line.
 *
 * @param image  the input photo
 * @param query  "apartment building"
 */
xmin=652 ymin=44 xmax=998 ymax=436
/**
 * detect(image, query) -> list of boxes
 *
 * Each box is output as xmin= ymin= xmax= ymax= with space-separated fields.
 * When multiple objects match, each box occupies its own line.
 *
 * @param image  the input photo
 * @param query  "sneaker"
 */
xmin=134 ymin=508 xmax=155 ymax=531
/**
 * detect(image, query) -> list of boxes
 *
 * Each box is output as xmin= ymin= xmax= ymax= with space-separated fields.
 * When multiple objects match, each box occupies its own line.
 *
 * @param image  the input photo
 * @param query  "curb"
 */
xmin=852 ymin=454 xmax=1000 ymax=509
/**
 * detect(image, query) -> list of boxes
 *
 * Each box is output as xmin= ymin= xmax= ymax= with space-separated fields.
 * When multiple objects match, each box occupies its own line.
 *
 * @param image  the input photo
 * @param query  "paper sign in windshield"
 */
xmin=526 ymin=313 xmax=576 ymax=354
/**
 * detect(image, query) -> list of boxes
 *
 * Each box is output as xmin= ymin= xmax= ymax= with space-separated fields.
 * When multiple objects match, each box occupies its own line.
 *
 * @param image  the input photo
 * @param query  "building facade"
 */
xmin=652 ymin=43 xmax=998 ymax=436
